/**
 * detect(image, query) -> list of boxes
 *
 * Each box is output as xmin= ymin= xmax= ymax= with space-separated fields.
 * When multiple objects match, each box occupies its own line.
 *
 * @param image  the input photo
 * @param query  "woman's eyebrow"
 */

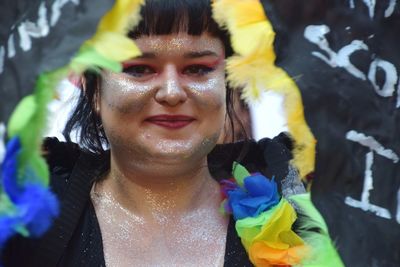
xmin=183 ymin=50 xmax=218 ymax=58
xmin=133 ymin=51 xmax=218 ymax=59
xmin=135 ymin=52 xmax=157 ymax=59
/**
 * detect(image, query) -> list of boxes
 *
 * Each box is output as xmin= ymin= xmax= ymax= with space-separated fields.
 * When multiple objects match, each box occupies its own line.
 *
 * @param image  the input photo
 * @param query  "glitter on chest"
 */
xmin=91 ymin=185 xmax=228 ymax=267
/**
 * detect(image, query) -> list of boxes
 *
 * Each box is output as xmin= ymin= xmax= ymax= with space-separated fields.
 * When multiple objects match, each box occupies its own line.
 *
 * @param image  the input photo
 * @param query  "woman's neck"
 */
xmin=97 ymin=155 xmax=221 ymax=221
xmin=92 ymin=155 xmax=228 ymax=267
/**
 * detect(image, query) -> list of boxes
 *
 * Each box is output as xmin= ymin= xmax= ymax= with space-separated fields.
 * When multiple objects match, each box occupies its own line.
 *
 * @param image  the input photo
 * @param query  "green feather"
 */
xmin=26 ymin=152 xmax=50 ymax=185
xmin=0 ymin=193 xmax=14 ymax=215
xmin=7 ymin=68 xmax=67 ymax=186
xmin=8 ymin=95 xmax=37 ymax=138
xmin=71 ymin=45 xmax=122 ymax=73
xmin=289 ymin=193 xmax=345 ymax=267
xmin=232 ymin=161 xmax=250 ymax=186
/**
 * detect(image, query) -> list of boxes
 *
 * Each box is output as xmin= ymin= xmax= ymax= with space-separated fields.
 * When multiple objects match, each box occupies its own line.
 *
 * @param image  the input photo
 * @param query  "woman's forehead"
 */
xmin=133 ymin=33 xmax=225 ymax=57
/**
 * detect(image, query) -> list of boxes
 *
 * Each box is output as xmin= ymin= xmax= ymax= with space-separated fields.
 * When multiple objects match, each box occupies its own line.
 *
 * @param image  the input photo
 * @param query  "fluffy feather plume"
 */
xmin=289 ymin=194 xmax=344 ymax=267
xmin=8 ymin=69 xmax=67 ymax=186
xmin=212 ymin=0 xmax=315 ymax=179
xmin=212 ymin=0 xmax=273 ymax=56
xmin=98 ymin=0 xmax=144 ymax=33
xmin=0 ymin=137 xmax=59 ymax=248
xmin=71 ymin=0 xmax=143 ymax=73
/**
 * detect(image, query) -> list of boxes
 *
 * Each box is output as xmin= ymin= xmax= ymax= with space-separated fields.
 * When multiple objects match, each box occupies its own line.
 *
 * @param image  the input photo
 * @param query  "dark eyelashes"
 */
xmin=122 ymin=65 xmax=155 ymax=77
xmin=122 ymin=64 xmax=216 ymax=78
xmin=182 ymin=65 xmax=216 ymax=76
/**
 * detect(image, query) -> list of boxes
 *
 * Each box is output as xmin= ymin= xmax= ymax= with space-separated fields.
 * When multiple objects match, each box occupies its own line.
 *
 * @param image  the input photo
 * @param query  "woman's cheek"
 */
xmin=101 ymin=73 xmax=154 ymax=114
xmin=187 ymin=77 xmax=226 ymax=110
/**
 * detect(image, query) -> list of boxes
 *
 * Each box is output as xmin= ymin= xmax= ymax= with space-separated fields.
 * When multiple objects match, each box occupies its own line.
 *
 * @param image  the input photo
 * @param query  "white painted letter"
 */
xmin=345 ymin=130 xmax=399 ymax=221
xmin=51 ymin=0 xmax=80 ymax=27
xmin=397 ymin=187 xmax=400 ymax=223
xmin=304 ymin=25 xmax=337 ymax=66
xmin=346 ymin=130 xmax=399 ymax=162
xmin=396 ymin=81 xmax=400 ymax=108
xmin=348 ymin=0 xmax=376 ymax=18
xmin=349 ymin=0 xmax=396 ymax=18
xmin=385 ymin=0 xmax=397 ymax=18
xmin=304 ymin=25 xmax=368 ymax=80
xmin=368 ymin=58 xmax=398 ymax=97
xmin=18 ymin=2 xmax=49 ymax=52
xmin=362 ymin=0 xmax=377 ymax=19
xmin=0 ymin=46 xmax=4 ymax=74
xmin=7 ymin=34 xmax=15 ymax=58
xmin=337 ymin=40 xmax=369 ymax=80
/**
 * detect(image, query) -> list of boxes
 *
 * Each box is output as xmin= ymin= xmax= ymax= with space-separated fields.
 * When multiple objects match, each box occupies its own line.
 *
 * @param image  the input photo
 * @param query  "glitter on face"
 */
xmin=99 ymin=33 xmax=226 ymax=169
xmin=146 ymin=35 xmax=198 ymax=55
xmin=186 ymin=77 xmax=226 ymax=107
xmin=101 ymin=72 xmax=154 ymax=114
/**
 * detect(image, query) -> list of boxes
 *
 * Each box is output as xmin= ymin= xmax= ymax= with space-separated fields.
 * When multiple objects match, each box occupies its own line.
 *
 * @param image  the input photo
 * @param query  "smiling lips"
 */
xmin=146 ymin=115 xmax=195 ymax=129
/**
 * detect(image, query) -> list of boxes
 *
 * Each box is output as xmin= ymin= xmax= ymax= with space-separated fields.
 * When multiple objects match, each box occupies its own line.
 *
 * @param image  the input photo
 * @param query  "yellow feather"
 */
xmin=91 ymin=0 xmax=144 ymax=61
xmin=98 ymin=0 xmax=144 ymax=34
xmin=70 ymin=0 xmax=144 ymax=73
xmin=225 ymin=34 xmax=281 ymax=100
xmin=87 ymin=31 xmax=141 ymax=62
xmin=213 ymin=0 xmax=273 ymax=56
xmin=213 ymin=0 xmax=316 ymax=178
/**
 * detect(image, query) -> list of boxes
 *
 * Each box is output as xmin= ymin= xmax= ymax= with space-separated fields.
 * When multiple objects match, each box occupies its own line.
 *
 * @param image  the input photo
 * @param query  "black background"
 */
xmin=261 ymin=0 xmax=400 ymax=266
xmin=0 ymin=0 xmax=114 ymax=123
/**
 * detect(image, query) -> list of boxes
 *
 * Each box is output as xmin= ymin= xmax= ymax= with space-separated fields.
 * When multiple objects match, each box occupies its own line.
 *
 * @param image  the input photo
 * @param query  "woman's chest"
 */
xmin=92 ymin=193 xmax=228 ymax=267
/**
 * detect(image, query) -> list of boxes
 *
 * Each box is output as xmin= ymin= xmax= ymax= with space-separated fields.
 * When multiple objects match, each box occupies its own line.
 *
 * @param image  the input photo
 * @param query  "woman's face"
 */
xmin=99 ymin=33 xmax=226 ymax=165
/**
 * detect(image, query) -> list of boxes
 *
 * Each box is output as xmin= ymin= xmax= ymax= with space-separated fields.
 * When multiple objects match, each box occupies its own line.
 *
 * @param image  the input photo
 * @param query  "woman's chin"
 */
xmin=148 ymin=140 xmax=207 ymax=160
xmin=109 ymin=132 xmax=220 ymax=167
xmin=142 ymin=134 xmax=219 ymax=162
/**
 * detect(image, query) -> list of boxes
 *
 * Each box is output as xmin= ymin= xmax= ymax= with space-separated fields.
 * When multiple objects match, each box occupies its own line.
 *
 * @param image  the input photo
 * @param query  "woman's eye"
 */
xmin=123 ymin=65 xmax=155 ymax=77
xmin=183 ymin=65 xmax=215 ymax=76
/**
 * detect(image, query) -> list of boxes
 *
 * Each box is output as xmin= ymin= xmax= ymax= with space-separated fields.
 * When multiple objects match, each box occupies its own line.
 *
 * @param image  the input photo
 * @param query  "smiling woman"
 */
xmin=1 ymin=0 xmax=335 ymax=267
xmin=76 ymin=5 xmax=234 ymax=264
xmin=100 ymin=34 xmax=226 ymax=169
xmin=95 ymin=33 xmax=230 ymax=266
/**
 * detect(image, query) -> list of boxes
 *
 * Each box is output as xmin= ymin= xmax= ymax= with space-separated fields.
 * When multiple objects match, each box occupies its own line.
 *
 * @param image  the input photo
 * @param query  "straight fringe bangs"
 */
xmin=131 ymin=0 xmax=218 ymax=36
xmin=129 ymin=0 xmax=233 ymax=55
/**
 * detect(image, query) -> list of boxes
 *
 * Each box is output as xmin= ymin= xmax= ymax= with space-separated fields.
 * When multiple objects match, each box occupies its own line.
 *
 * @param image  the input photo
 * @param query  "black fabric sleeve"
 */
xmin=42 ymin=137 xmax=82 ymax=196
xmin=208 ymin=133 xmax=293 ymax=186
xmin=2 ymin=135 xmax=294 ymax=266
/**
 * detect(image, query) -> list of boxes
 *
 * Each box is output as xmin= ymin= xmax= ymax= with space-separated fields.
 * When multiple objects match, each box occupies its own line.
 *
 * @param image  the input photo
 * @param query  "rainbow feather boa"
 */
xmin=221 ymin=162 xmax=343 ymax=267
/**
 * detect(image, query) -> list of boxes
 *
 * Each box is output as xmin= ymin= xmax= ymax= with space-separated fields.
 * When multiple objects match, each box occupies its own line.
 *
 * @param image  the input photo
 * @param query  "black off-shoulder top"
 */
xmin=2 ymin=133 xmax=292 ymax=267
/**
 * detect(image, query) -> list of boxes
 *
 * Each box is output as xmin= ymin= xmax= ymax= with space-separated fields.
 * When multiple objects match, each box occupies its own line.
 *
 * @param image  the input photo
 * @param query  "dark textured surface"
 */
xmin=0 ymin=0 xmax=114 ymax=123
xmin=261 ymin=1 xmax=400 ymax=266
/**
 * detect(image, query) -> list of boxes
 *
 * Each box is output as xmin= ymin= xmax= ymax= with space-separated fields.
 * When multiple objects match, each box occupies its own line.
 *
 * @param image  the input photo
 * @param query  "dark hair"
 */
xmin=63 ymin=0 xmax=247 ymax=154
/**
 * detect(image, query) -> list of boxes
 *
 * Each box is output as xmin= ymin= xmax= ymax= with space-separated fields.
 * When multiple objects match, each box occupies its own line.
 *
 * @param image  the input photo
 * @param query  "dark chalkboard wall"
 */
xmin=0 ymin=0 xmax=114 ymax=123
xmin=261 ymin=0 xmax=400 ymax=266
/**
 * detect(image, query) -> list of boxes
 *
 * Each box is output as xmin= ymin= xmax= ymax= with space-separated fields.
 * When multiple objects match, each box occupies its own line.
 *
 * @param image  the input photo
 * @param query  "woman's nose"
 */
xmin=155 ymin=65 xmax=188 ymax=106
